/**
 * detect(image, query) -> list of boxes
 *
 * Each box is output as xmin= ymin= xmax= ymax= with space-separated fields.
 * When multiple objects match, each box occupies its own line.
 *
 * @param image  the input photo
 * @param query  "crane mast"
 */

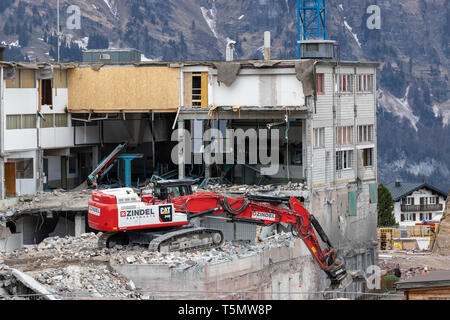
xmin=297 ymin=0 xmax=327 ymax=58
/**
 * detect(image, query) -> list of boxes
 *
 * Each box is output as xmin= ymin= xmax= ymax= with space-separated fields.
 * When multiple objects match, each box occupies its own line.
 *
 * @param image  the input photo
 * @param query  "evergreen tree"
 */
xmin=377 ymin=184 xmax=397 ymax=227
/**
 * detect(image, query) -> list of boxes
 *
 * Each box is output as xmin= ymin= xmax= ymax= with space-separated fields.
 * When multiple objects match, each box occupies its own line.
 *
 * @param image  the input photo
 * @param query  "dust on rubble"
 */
xmin=378 ymin=250 xmax=450 ymax=280
xmin=0 ymin=231 xmax=296 ymax=300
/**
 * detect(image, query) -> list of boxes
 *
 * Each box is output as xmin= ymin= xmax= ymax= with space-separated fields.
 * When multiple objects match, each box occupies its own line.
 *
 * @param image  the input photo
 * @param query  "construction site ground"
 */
xmin=378 ymin=250 xmax=450 ymax=280
xmin=0 ymin=232 xmax=298 ymax=300
xmin=1 ymin=230 xmax=448 ymax=300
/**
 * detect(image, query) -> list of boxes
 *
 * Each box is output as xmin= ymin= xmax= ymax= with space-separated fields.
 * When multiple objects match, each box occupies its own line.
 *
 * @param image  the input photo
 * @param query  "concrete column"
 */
xmin=0 ymin=67 xmax=5 ymax=200
xmin=0 ymin=159 xmax=4 ymax=200
xmin=36 ymin=149 xmax=44 ymax=194
xmin=74 ymin=213 xmax=86 ymax=237
xmin=92 ymin=146 xmax=99 ymax=167
xmin=264 ymin=31 xmax=271 ymax=60
xmin=178 ymin=120 xmax=185 ymax=179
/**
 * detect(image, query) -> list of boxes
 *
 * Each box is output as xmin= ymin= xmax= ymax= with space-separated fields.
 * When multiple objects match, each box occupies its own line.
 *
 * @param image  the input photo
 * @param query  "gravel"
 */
xmin=0 ymin=231 xmax=296 ymax=300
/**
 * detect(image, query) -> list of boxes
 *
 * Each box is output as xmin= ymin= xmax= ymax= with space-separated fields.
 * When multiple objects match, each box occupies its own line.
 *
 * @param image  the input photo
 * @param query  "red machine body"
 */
xmin=88 ymin=188 xmax=189 ymax=233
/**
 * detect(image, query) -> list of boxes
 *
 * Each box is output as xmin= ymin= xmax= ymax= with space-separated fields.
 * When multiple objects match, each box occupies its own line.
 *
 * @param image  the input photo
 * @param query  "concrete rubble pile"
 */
xmin=0 ymin=189 xmax=91 ymax=226
xmin=201 ymin=182 xmax=309 ymax=199
xmin=0 ymin=231 xmax=296 ymax=300
xmin=378 ymin=251 xmax=450 ymax=281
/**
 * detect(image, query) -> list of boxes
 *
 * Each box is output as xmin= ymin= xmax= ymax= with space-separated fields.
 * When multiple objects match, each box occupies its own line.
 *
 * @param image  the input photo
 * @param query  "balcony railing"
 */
xmin=401 ymin=204 xmax=443 ymax=212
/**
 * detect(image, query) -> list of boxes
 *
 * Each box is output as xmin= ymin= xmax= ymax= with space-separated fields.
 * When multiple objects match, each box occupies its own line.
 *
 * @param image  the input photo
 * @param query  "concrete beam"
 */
xmin=11 ymin=268 xmax=60 ymax=300
xmin=179 ymin=108 xmax=308 ymax=121
xmin=74 ymin=213 xmax=86 ymax=237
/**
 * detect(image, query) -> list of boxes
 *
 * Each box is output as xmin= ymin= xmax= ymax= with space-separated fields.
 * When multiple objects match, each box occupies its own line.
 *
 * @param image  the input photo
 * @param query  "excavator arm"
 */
xmin=170 ymin=192 xmax=350 ymax=287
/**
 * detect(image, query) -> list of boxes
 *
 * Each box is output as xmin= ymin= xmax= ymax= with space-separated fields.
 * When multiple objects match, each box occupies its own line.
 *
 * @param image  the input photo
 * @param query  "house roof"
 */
xmin=385 ymin=181 xmax=447 ymax=202
xmin=396 ymin=270 xmax=450 ymax=290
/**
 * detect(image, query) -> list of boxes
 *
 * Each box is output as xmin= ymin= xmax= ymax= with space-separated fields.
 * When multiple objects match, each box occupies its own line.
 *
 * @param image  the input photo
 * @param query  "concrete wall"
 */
xmin=112 ymin=238 xmax=376 ymax=300
xmin=112 ymin=239 xmax=322 ymax=300
xmin=74 ymin=125 xmax=100 ymax=145
xmin=5 ymin=150 xmax=38 ymax=196
xmin=310 ymin=183 xmax=378 ymax=252
xmin=200 ymin=217 xmax=257 ymax=243
xmin=4 ymin=88 xmax=38 ymax=151
xmin=208 ymin=68 xmax=305 ymax=107
xmin=0 ymin=233 xmax=23 ymax=253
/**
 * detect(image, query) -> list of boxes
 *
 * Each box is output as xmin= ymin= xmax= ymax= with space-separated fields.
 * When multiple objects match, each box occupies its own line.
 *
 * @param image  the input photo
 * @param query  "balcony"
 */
xmin=401 ymin=204 xmax=443 ymax=212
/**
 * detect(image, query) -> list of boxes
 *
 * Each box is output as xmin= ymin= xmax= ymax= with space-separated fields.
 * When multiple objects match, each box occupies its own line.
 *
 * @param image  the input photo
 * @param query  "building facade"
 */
xmin=0 ymin=63 xmax=102 ymax=197
xmin=1 ymin=58 xmax=379 ymax=294
xmin=386 ymin=182 xmax=447 ymax=227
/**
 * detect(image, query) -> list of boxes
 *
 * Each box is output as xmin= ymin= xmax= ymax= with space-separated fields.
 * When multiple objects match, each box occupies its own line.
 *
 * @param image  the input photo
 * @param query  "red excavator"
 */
xmin=88 ymin=180 xmax=351 ymax=288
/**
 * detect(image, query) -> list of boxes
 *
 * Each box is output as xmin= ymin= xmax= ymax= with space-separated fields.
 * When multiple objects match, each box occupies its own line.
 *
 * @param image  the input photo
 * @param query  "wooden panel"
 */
xmin=201 ymin=72 xmax=208 ymax=109
xmin=68 ymin=66 xmax=181 ymax=113
xmin=54 ymin=69 xmax=68 ymax=88
xmin=21 ymin=69 xmax=36 ymax=88
xmin=6 ymin=77 xmax=20 ymax=88
xmin=408 ymin=288 xmax=450 ymax=300
xmin=184 ymin=72 xmax=192 ymax=108
xmin=5 ymin=162 xmax=16 ymax=197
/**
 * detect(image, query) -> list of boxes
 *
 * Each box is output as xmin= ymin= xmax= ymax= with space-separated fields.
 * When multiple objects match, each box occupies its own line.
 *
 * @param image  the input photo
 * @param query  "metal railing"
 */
xmin=401 ymin=204 xmax=443 ymax=212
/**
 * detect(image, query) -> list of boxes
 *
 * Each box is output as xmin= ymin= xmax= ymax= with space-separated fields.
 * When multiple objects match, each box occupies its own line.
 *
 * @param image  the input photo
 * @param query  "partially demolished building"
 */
xmin=0 ymin=57 xmax=379 ymax=294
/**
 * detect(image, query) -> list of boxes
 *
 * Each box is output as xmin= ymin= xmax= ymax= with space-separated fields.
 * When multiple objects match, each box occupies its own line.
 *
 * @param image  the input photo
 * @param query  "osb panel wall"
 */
xmin=68 ymin=66 xmax=180 ymax=113
xmin=21 ymin=70 xmax=36 ymax=88
xmin=54 ymin=69 xmax=68 ymax=88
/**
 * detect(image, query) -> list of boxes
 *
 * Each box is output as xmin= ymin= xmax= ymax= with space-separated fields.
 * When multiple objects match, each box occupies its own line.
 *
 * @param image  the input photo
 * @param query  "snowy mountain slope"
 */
xmin=0 ymin=0 xmax=448 ymax=191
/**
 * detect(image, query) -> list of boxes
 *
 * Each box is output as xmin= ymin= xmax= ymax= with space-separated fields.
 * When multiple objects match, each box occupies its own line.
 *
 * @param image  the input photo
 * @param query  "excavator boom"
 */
xmin=88 ymin=187 xmax=350 ymax=288
xmin=170 ymin=192 xmax=349 ymax=286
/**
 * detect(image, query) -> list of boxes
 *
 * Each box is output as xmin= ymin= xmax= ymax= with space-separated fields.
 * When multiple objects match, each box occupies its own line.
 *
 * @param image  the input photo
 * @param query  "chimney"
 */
xmin=0 ymin=45 xmax=5 ymax=61
xmin=395 ymin=181 xmax=401 ymax=187
xmin=226 ymin=40 xmax=236 ymax=62
xmin=264 ymin=31 xmax=271 ymax=60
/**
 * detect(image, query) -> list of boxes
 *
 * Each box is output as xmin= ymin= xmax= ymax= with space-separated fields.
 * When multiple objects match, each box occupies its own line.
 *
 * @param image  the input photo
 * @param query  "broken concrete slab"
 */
xmin=112 ymin=238 xmax=321 ymax=300
xmin=0 ymin=189 xmax=92 ymax=228
xmin=11 ymin=268 xmax=60 ymax=300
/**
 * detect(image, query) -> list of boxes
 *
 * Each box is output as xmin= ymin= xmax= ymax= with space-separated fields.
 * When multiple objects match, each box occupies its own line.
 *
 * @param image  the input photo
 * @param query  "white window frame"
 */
xmin=335 ymin=74 xmax=353 ymax=93
xmin=362 ymin=148 xmax=374 ymax=167
xmin=313 ymin=128 xmax=325 ymax=148
xmin=358 ymin=125 xmax=374 ymax=143
xmin=356 ymin=74 xmax=373 ymax=93
xmin=336 ymin=150 xmax=353 ymax=171
xmin=336 ymin=126 xmax=353 ymax=146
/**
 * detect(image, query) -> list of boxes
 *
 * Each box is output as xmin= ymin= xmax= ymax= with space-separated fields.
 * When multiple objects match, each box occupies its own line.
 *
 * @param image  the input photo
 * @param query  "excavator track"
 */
xmin=98 ymin=232 xmax=114 ymax=249
xmin=97 ymin=232 xmax=127 ymax=249
xmin=148 ymin=227 xmax=224 ymax=253
xmin=97 ymin=228 xmax=225 ymax=253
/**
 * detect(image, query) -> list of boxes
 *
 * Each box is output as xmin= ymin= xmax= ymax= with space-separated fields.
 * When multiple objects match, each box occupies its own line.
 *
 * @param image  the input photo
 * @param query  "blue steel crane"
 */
xmin=297 ymin=0 xmax=327 ymax=58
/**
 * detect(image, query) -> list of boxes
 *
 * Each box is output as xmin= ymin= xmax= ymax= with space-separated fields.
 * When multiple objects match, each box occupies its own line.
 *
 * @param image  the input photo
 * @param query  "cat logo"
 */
xmin=159 ymin=205 xmax=173 ymax=223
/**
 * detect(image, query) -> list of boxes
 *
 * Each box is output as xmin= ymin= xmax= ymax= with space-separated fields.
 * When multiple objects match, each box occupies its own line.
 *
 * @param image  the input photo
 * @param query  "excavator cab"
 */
xmin=152 ymin=179 xmax=198 ymax=200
